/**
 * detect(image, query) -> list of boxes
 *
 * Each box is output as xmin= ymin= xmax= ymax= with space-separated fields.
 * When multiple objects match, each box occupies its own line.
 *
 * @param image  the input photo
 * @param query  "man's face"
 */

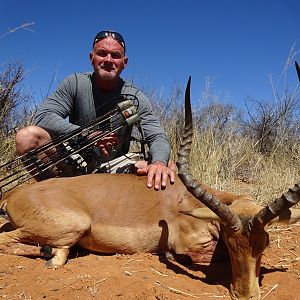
xmin=90 ymin=37 xmax=128 ymax=81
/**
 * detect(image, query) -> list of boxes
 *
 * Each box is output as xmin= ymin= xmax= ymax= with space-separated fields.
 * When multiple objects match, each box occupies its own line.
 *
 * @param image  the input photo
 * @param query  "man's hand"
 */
xmin=136 ymin=160 xmax=176 ymax=190
xmin=89 ymin=131 xmax=119 ymax=157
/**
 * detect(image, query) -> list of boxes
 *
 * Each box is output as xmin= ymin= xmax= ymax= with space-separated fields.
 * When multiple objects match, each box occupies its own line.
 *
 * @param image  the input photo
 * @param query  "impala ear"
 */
xmin=180 ymin=207 xmax=221 ymax=221
xmin=267 ymin=208 xmax=300 ymax=226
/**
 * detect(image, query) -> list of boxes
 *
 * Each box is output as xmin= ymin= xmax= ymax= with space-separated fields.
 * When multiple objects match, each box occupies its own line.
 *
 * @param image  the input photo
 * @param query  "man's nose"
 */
xmin=104 ymin=53 xmax=112 ymax=62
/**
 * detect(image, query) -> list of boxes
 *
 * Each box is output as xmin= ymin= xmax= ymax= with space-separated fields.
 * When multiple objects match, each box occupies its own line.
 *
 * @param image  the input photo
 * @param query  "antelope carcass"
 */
xmin=0 ymin=77 xmax=300 ymax=300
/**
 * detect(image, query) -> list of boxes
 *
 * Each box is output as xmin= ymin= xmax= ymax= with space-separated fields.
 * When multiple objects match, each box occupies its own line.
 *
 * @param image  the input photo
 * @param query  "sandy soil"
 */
xmin=0 ymin=223 xmax=299 ymax=300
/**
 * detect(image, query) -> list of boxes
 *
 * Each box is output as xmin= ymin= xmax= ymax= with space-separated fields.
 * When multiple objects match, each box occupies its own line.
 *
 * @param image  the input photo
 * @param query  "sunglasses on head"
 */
xmin=93 ymin=31 xmax=126 ymax=52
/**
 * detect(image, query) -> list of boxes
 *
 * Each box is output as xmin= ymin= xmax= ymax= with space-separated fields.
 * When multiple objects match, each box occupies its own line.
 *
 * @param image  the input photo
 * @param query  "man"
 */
xmin=16 ymin=30 xmax=175 ymax=190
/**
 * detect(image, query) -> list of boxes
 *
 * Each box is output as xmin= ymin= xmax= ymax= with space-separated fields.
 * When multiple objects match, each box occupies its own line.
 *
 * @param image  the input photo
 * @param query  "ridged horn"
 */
xmin=249 ymin=182 xmax=300 ymax=232
xmin=296 ymin=61 xmax=300 ymax=82
xmin=176 ymin=77 xmax=242 ymax=231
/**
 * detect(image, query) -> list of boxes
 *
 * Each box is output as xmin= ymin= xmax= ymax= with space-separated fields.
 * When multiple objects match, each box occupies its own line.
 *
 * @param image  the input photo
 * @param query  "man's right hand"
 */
xmin=89 ymin=131 xmax=119 ymax=157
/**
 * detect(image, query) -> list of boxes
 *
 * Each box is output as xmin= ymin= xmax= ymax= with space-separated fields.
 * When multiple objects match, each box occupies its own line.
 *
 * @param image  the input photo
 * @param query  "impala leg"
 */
xmin=45 ymin=247 xmax=70 ymax=268
xmin=0 ymin=229 xmax=71 ymax=267
xmin=0 ymin=229 xmax=46 ymax=256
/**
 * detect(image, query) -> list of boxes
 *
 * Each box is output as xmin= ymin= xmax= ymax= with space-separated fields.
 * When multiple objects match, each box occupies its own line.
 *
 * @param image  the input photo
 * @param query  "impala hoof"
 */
xmin=44 ymin=247 xmax=70 ymax=268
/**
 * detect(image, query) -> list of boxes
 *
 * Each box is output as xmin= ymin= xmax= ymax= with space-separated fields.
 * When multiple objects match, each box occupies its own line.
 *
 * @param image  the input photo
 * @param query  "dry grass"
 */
xmin=0 ymin=134 xmax=16 ymax=165
xmin=163 ymin=119 xmax=300 ymax=207
xmin=157 ymin=53 xmax=300 ymax=206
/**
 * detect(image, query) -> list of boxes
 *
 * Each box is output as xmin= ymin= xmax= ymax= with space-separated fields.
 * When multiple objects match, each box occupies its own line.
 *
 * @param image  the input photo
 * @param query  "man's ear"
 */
xmin=123 ymin=56 xmax=128 ymax=68
xmin=89 ymin=51 xmax=94 ymax=63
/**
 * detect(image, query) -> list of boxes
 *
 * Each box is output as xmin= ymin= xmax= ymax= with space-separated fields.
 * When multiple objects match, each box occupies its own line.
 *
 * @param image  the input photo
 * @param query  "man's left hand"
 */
xmin=136 ymin=160 xmax=176 ymax=190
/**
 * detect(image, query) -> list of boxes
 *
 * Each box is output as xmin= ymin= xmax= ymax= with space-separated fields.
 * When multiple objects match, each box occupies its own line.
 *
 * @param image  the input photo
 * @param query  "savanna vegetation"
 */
xmin=148 ymin=47 xmax=300 ymax=205
xmin=1 ymin=24 xmax=299 ymax=205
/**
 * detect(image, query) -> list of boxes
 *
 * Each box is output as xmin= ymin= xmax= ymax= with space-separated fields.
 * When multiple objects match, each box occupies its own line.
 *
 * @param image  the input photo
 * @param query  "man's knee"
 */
xmin=15 ymin=126 xmax=51 ymax=155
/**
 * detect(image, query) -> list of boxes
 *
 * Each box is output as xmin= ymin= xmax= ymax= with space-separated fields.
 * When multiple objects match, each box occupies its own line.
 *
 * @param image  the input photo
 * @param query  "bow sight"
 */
xmin=0 ymin=95 xmax=140 ymax=198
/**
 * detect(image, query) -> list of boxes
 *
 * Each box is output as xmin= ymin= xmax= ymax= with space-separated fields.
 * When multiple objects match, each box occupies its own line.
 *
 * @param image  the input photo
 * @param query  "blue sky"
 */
xmin=1 ymin=0 xmax=299 ymax=108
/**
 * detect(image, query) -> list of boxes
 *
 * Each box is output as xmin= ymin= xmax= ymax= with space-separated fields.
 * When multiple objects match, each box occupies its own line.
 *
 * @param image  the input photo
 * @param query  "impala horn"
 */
xmin=295 ymin=61 xmax=300 ymax=82
xmin=176 ymin=77 xmax=241 ymax=231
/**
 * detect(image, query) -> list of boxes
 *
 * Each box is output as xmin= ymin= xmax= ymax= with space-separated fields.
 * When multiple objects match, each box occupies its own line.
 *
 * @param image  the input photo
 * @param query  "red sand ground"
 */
xmin=0 ymin=223 xmax=299 ymax=299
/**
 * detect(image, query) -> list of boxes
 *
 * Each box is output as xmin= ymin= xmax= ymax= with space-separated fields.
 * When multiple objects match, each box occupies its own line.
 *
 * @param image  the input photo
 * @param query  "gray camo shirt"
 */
xmin=33 ymin=72 xmax=171 ymax=164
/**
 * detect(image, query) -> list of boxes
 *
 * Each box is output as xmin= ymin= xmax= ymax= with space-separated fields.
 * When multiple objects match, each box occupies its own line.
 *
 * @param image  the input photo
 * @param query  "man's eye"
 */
xmin=96 ymin=51 xmax=107 ymax=57
xmin=111 ymin=53 xmax=122 ymax=59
